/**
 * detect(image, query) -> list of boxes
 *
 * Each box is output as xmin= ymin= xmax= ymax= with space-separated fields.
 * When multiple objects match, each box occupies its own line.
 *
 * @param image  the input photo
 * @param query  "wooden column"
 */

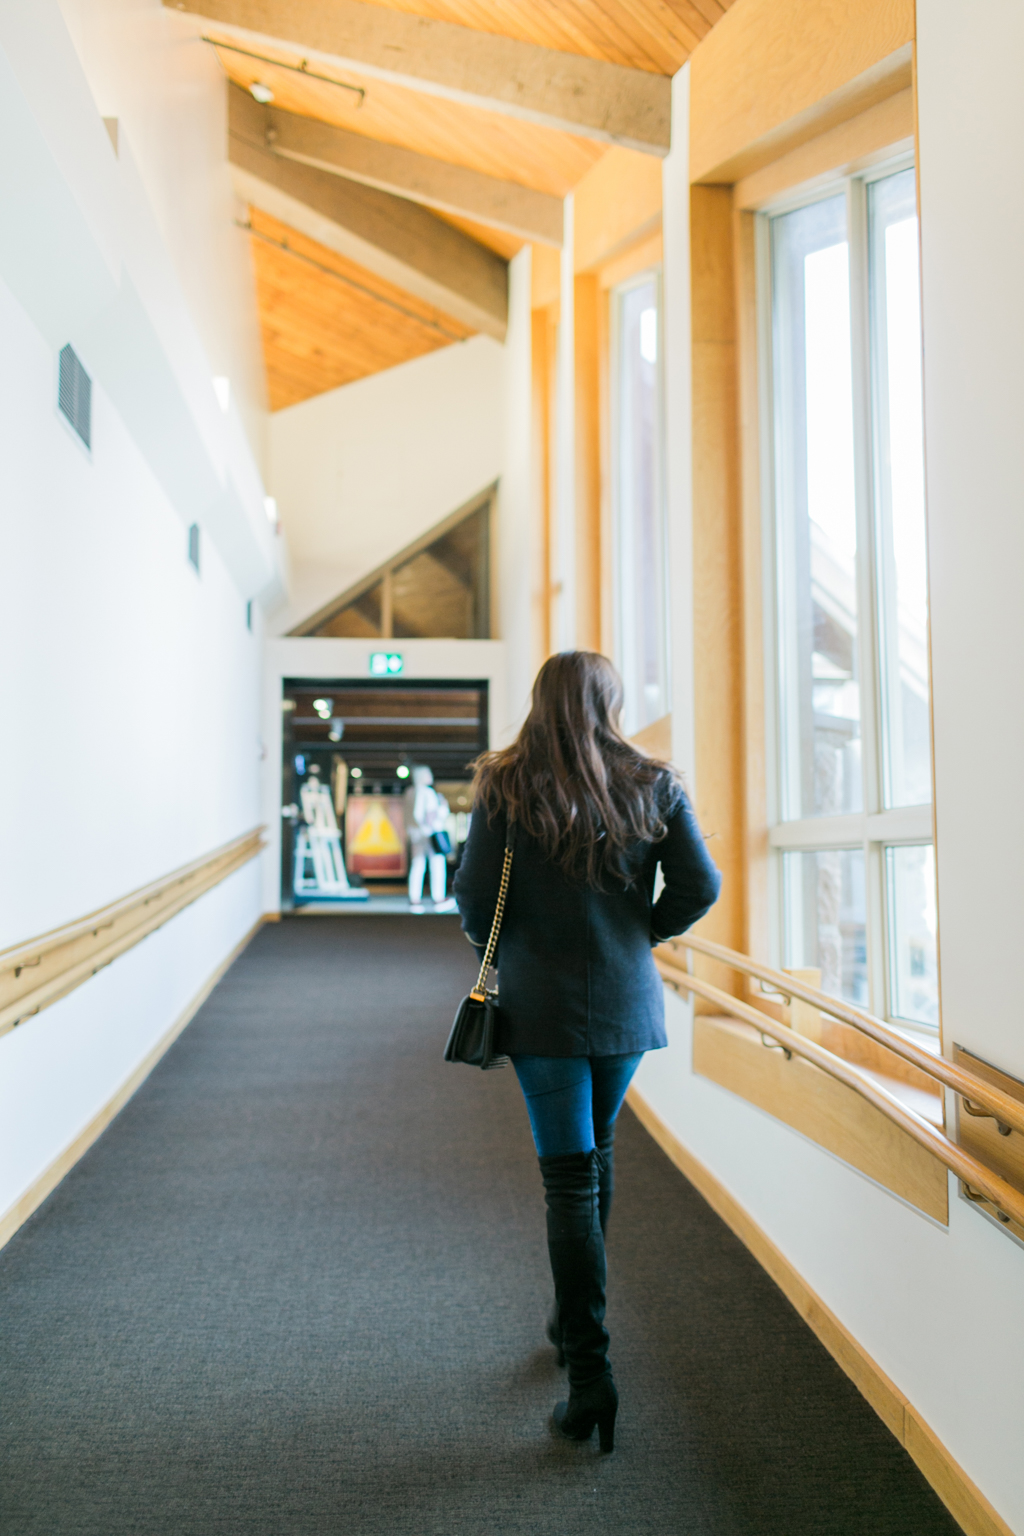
xmin=530 ymin=307 xmax=553 ymax=668
xmin=691 ymin=184 xmax=745 ymax=997
xmin=574 ymin=272 xmax=603 ymax=653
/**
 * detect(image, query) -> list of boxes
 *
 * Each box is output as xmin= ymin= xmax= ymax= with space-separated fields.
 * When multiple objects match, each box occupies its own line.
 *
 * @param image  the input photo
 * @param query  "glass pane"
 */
xmin=783 ymin=848 xmax=867 ymax=1004
xmin=869 ymin=171 xmax=931 ymax=807
xmin=392 ymin=505 xmax=489 ymax=639
xmin=771 ymin=197 xmax=862 ymax=819
xmin=614 ymin=275 xmax=668 ymax=736
xmin=886 ymin=844 xmax=939 ymax=1026
xmin=316 ymin=580 xmax=383 ymax=638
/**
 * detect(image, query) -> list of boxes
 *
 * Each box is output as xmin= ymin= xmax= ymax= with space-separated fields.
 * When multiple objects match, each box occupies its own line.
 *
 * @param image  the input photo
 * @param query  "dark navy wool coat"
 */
xmin=452 ymin=779 xmax=721 ymax=1057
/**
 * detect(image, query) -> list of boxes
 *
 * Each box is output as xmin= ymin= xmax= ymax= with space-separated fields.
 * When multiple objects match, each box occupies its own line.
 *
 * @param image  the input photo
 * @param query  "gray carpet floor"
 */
xmin=0 ymin=916 xmax=961 ymax=1535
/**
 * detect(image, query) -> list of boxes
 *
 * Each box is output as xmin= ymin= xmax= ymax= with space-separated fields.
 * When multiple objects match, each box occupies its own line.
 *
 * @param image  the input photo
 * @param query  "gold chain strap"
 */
xmin=470 ymin=840 xmax=514 ymax=1001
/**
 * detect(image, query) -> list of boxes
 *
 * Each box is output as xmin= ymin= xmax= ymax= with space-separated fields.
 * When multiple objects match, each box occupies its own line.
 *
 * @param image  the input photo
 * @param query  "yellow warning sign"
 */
xmin=350 ymin=800 xmax=403 ymax=856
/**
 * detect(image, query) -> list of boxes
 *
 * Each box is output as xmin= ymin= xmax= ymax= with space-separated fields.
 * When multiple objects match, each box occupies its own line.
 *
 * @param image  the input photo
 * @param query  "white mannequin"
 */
xmin=405 ymin=765 xmax=454 ymax=909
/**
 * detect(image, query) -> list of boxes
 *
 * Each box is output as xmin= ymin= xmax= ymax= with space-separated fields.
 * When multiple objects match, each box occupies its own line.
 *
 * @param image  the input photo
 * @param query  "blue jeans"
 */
xmin=510 ymin=1053 xmax=644 ymax=1158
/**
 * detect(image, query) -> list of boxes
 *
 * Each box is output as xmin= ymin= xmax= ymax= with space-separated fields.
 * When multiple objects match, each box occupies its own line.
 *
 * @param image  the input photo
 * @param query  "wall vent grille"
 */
xmin=188 ymin=523 xmax=200 ymax=573
xmin=58 ymin=344 xmax=91 ymax=449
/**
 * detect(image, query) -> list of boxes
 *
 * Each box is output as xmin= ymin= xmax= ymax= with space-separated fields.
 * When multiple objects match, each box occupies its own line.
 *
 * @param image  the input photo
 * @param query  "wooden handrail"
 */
xmin=661 ymin=933 xmax=1024 ymax=1141
xmin=0 ymin=828 xmax=264 ymax=1040
xmin=655 ymin=954 xmax=1024 ymax=1231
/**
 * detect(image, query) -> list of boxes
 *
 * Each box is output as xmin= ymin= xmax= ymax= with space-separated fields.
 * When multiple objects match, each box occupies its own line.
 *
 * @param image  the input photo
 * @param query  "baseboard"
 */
xmin=0 ymin=915 xmax=266 ymax=1255
xmin=625 ymin=1085 xmax=1013 ymax=1536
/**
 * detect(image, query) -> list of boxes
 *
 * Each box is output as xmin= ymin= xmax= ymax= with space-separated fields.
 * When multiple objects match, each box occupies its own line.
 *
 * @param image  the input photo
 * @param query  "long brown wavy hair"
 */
xmin=472 ymin=651 xmax=678 ymax=888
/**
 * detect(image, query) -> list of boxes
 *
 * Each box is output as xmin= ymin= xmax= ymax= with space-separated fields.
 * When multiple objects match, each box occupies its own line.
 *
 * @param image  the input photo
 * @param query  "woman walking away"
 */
xmin=453 ymin=652 xmax=721 ymax=1453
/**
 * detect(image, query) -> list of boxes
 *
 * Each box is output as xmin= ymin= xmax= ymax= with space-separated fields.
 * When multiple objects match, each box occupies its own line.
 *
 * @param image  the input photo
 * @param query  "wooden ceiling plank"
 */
xmin=165 ymin=0 xmax=672 ymax=154
xmin=248 ymin=207 xmax=472 ymax=408
xmin=229 ymin=81 xmax=562 ymax=244
xmin=367 ymin=0 xmax=702 ymax=72
xmin=441 ymin=0 xmax=667 ymax=75
xmin=250 ymin=205 xmax=474 ymax=327
xmin=261 ymin=266 xmax=466 ymax=355
xmin=550 ymin=0 xmax=688 ymax=74
xmin=257 ymin=287 xmax=465 ymax=402
xmin=611 ymin=0 xmax=705 ymax=56
xmin=231 ymin=131 xmax=508 ymax=336
xmin=675 ymin=0 xmax=728 ymax=28
xmin=259 ymin=293 xmax=458 ymax=366
xmin=262 ymin=281 xmax=450 ymax=362
xmin=260 ymin=295 xmax=454 ymax=404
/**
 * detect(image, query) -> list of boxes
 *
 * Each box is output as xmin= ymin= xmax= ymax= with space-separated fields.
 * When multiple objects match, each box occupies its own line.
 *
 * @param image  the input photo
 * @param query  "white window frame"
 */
xmin=756 ymin=152 xmax=936 ymax=1034
xmin=609 ymin=267 xmax=670 ymax=738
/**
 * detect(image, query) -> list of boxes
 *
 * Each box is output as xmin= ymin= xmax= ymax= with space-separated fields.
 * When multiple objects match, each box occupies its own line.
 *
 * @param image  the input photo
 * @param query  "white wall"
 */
xmin=267 ymin=337 xmax=505 ymax=634
xmin=261 ymin=638 xmax=508 ymax=912
xmin=0 ymin=2 xmax=274 ymax=1233
xmin=917 ymin=0 xmax=1024 ymax=1085
xmin=0 ymin=0 xmax=280 ymax=605
xmin=627 ymin=45 xmax=1024 ymax=1533
xmin=57 ymin=0 xmax=268 ymax=465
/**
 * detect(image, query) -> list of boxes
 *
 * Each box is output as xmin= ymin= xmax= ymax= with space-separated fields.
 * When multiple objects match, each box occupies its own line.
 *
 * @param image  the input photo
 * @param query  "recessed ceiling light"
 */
xmin=350 ymin=767 xmax=363 ymax=778
xmin=249 ymin=82 xmax=274 ymax=104
xmin=312 ymin=697 xmax=333 ymax=718
xmin=396 ymin=765 xmax=410 ymax=779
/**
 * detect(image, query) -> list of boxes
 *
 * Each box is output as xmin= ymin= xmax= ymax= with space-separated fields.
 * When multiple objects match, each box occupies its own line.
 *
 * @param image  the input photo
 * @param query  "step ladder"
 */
xmin=293 ymin=778 xmax=368 ymax=900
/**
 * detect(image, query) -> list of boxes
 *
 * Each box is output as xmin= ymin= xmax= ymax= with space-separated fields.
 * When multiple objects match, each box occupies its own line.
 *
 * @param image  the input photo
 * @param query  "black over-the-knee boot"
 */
xmin=595 ymin=1125 xmax=616 ymax=1236
xmin=546 ymin=1128 xmax=616 ymax=1366
xmin=539 ymin=1150 xmax=618 ymax=1452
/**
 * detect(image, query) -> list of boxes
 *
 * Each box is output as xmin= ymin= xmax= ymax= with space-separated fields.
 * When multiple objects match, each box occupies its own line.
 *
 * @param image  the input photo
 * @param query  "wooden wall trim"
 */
xmin=531 ymin=245 xmax=561 ymax=310
xmin=692 ymin=1014 xmax=948 ymax=1221
xmin=630 ymin=713 xmax=673 ymax=763
xmin=0 ymin=829 xmax=264 ymax=1040
xmin=573 ymin=147 xmax=663 ymax=275
xmin=734 ymin=87 xmax=914 ymax=210
xmin=689 ymin=0 xmax=914 ymax=184
xmin=0 ymin=914 xmax=268 ymax=1255
xmin=530 ymin=305 xmax=556 ymax=666
xmin=953 ymin=1046 xmax=1024 ymax=1248
xmin=626 ymin=1084 xmax=1014 ymax=1536
xmin=573 ymin=273 xmax=602 ymax=652
xmin=597 ymin=230 xmax=663 ymax=293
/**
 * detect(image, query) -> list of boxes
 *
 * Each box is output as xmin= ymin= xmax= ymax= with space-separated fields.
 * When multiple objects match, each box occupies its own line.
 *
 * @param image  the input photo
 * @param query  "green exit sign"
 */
xmin=369 ymin=651 xmax=403 ymax=676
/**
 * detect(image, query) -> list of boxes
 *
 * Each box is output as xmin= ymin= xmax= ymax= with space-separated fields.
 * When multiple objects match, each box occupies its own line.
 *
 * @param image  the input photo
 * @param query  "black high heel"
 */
xmin=552 ymin=1375 xmax=618 ymax=1453
xmin=546 ymin=1306 xmax=566 ymax=1367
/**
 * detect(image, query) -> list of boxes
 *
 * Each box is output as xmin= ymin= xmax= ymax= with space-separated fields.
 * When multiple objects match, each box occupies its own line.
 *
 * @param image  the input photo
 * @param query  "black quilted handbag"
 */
xmin=444 ymin=822 xmax=515 ymax=1071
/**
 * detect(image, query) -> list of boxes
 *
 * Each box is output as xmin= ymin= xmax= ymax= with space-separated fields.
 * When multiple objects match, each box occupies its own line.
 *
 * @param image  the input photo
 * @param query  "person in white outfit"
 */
xmin=405 ymin=765 xmax=455 ymax=910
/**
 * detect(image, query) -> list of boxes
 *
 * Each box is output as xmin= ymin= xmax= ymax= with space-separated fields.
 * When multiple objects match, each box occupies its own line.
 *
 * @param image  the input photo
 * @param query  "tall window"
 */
xmin=765 ymin=164 xmax=937 ymax=1029
xmin=612 ymin=272 xmax=669 ymax=736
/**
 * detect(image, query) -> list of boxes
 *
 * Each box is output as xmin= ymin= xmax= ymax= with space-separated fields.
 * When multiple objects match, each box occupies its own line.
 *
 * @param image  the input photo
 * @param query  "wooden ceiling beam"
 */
xmin=166 ymin=0 xmax=672 ymax=154
xmin=229 ymin=82 xmax=563 ymax=246
xmin=230 ymin=130 xmax=507 ymax=338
